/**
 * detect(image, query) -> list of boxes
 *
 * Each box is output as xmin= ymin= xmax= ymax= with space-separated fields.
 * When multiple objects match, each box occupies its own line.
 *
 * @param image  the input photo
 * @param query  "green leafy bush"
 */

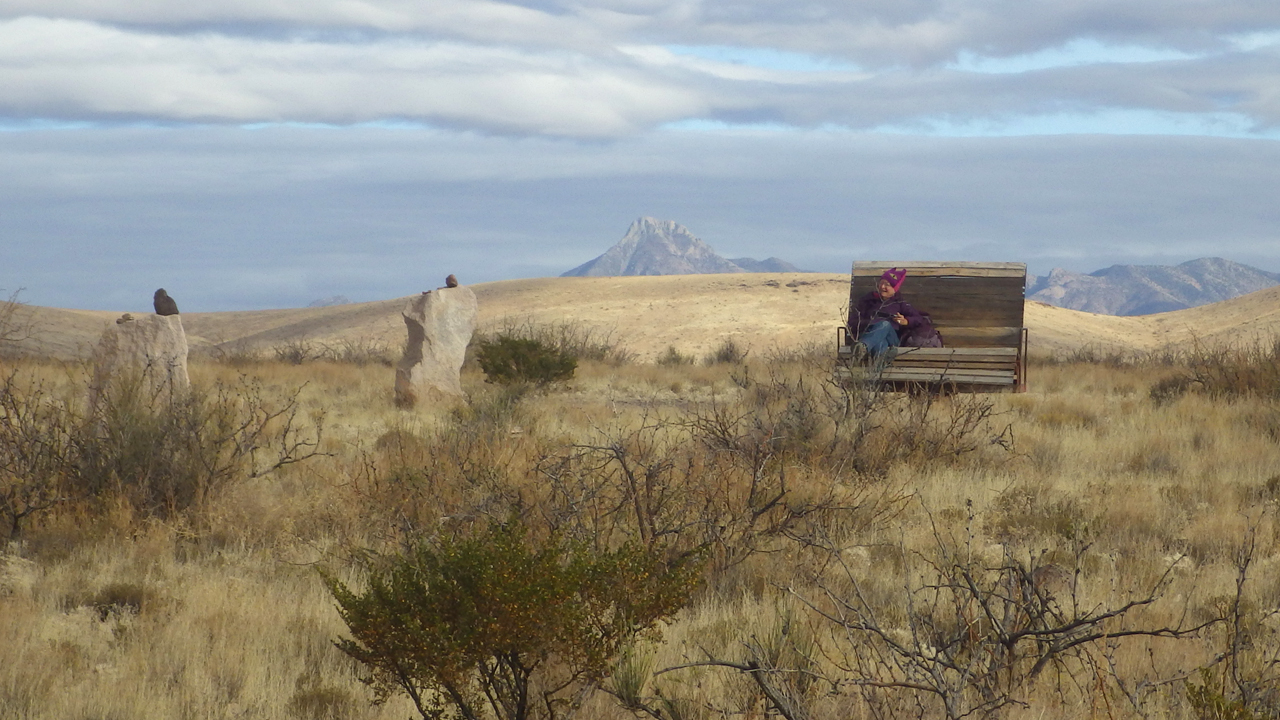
xmin=324 ymin=518 xmax=700 ymax=720
xmin=486 ymin=319 xmax=634 ymax=366
xmin=475 ymin=335 xmax=577 ymax=385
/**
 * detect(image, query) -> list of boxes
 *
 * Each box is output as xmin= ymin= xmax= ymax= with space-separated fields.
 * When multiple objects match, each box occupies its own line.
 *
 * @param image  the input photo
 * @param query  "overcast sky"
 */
xmin=2 ymin=0 xmax=1279 ymax=311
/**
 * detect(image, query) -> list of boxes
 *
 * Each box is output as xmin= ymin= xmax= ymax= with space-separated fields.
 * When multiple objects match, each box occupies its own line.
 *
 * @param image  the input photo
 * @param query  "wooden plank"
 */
xmin=892 ymin=347 xmax=1019 ymax=358
xmin=849 ymin=277 xmax=1026 ymax=329
xmin=931 ymin=327 xmax=1024 ymax=346
xmin=894 ymin=356 xmax=1016 ymax=365
xmin=836 ymin=368 xmax=1019 ymax=392
xmin=878 ymin=371 xmax=1017 ymax=385
xmin=851 ymin=276 xmax=1027 ymax=293
xmin=853 ymin=261 xmax=1027 ymax=278
xmin=881 ymin=367 xmax=1016 ymax=379
xmin=851 ymin=277 xmax=1027 ymax=297
xmin=896 ymin=353 xmax=1013 ymax=363
xmin=854 ymin=261 xmax=1028 ymax=270
xmin=886 ymin=357 xmax=1017 ymax=368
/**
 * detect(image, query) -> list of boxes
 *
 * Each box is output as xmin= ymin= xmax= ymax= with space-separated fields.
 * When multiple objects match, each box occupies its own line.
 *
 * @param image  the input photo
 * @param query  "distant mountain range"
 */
xmin=307 ymin=295 xmax=352 ymax=308
xmin=561 ymin=217 xmax=803 ymax=277
xmin=1028 ymin=258 xmax=1280 ymax=315
xmin=562 ymin=219 xmax=1275 ymax=315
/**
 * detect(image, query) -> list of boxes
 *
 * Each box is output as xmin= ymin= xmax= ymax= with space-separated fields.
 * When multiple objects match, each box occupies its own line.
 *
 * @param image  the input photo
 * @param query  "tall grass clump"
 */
xmin=656 ymin=345 xmax=695 ymax=366
xmin=704 ymin=337 xmax=748 ymax=365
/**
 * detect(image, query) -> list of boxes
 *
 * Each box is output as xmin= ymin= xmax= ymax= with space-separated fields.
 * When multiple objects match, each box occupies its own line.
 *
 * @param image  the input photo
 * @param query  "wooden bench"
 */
xmin=837 ymin=261 xmax=1028 ymax=392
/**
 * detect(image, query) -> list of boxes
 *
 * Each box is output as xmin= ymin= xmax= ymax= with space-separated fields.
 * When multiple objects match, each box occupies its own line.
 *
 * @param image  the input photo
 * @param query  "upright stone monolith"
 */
xmin=394 ymin=286 xmax=478 ymax=407
xmin=89 ymin=313 xmax=190 ymax=411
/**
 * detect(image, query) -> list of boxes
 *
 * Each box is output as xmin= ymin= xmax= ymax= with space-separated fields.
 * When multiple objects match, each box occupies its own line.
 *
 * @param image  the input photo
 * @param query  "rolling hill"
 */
xmin=6 ymin=274 xmax=1280 ymax=364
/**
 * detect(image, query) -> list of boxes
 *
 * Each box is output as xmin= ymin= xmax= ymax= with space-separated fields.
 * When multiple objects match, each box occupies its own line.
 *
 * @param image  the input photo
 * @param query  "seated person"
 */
xmin=848 ymin=268 xmax=933 ymax=358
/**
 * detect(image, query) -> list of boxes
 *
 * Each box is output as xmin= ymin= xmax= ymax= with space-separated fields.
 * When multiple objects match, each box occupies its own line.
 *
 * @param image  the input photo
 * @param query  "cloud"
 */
xmin=0 ymin=17 xmax=710 ymax=135
xmin=0 ymin=2 xmax=1278 ymax=135
xmin=4 ymin=14 xmax=1280 ymax=136
xmin=2 ymin=126 xmax=1278 ymax=311
xmin=3 ymin=1 xmax=1279 ymax=313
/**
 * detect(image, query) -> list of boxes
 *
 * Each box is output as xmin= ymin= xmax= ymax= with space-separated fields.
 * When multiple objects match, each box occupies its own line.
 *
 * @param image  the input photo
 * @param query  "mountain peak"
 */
xmin=562 ymin=218 xmax=747 ymax=277
xmin=1030 ymin=257 xmax=1280 ymax=315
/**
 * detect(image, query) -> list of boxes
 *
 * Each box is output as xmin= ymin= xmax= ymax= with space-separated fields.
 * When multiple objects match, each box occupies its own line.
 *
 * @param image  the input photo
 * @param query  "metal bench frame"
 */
xmin=837 ymin=261 xmax=1028 ymax=393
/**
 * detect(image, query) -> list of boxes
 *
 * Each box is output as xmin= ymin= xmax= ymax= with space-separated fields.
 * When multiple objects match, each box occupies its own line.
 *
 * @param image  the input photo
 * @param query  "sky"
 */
xmin=2 ymin=1 xmax=1280 ymax=311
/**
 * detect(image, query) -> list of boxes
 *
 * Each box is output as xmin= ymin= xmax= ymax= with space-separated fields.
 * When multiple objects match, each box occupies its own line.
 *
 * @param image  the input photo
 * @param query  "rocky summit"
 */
xmin=1028 ymin=257 xmax=1280 ymax=315
xmin=561 ymin=217 xmax=799 ymax=277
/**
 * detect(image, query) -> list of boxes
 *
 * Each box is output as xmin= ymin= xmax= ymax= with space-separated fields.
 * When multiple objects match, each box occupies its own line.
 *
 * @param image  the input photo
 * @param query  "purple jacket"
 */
xmin=849 ymin=291 xmax=925 ymax=337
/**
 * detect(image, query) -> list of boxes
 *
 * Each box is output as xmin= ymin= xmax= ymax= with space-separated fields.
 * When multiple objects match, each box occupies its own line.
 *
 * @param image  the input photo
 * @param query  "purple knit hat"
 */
xmin=881 ymin=267 xmax=907 ymax=293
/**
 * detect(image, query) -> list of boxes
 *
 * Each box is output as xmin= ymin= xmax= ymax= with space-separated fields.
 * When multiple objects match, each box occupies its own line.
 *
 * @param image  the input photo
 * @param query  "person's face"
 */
xmin=877 ymin=278 xmax=896 ymax=298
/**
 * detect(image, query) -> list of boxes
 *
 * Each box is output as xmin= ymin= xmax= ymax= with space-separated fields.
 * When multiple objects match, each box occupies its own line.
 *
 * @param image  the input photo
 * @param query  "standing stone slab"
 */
xmin=90 ymin=314 xmax=190 ymax=410
xmin=395 ymin=287 xmax=478 ymax=406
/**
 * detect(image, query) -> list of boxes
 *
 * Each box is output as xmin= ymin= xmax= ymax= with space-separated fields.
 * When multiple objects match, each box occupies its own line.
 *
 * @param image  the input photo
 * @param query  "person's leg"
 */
xmin=858 ymin=321 xmax=899 ymax=356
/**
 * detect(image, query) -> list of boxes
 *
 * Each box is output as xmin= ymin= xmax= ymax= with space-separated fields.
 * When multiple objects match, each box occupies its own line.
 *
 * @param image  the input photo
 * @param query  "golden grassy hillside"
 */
xmin=3 ymin=333 xmax=1280 ymax=719
xmin=10 ymin=274 xmax=1280 ymax=361
xmin=4 ymin=259 xmax=1280 ymax=719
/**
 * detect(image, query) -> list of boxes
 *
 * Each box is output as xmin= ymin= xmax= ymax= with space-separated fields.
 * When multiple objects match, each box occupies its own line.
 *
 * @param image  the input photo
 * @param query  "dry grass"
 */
xmin=3 ymin=339 xmax=1280 ymax=719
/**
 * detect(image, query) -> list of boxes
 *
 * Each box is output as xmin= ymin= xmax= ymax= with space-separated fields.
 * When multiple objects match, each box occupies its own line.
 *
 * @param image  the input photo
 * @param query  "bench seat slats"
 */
xmin=878 ymin=367 xmax=1017 ymax=380
xmin=878 ymin=373 xmax=1018 ymax=386
xmin=890 ymin=362 xmax=1017 ymax=370
xmin=835 ymin=368 xmax=1019 ymax=387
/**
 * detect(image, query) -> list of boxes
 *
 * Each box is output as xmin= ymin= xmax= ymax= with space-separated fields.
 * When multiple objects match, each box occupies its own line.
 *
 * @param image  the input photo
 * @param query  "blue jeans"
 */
xmin=859 ymin=320 xmax=899 ymax=356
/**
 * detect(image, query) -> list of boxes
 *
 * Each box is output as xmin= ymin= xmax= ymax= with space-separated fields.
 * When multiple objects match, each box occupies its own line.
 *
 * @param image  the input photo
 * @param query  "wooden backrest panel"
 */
xmin=850 ymin=262 xmax=1027 ymax=349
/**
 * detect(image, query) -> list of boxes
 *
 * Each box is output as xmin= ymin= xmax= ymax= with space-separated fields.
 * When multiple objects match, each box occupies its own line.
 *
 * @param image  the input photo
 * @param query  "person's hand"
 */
xmin=893 ymin=313 xmax=907 ymax=326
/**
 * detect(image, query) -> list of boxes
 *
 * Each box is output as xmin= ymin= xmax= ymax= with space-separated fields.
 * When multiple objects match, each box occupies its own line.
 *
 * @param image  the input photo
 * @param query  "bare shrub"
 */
xmin=1184 ymin=339 xmax=1280 ymax=400
xmin=0 ymin=288 xmax=37 ymax=356
xmin=650 ymin=606 xmax=820 ymax=720
xmin=780 ymin=509 xmax=1216 ymax=720
xmin=734 ymin=360 xmax=1013 ymax=476
xmin=704 ymin=338 xmax=748 ymax=365
xmin=198 ymin=339 xmax=264 ymax=366
xmin=203 ymin=337 xmax=394 ymax=367
xmin=321 ymin=338 xmax=395 ymax=367
xmin=274 ymin=337 xmax=321 ymax=365
xmin=1032 ymin=343 xmax=1135 ymax=367
xmin=74 ymin=372 xmax=327 ymax=519
xmin=0 ymin=369 xmax=75 ymax=539
xmin=1 ymin=365 xmax=327 ymax=532
xmin=349 ymin=387 xmax=532 ymax=543
xmin=1189 ymin=523 xmax=1280 ymax=719
xmin=534 ymin=384 xmax=908 ymax=578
